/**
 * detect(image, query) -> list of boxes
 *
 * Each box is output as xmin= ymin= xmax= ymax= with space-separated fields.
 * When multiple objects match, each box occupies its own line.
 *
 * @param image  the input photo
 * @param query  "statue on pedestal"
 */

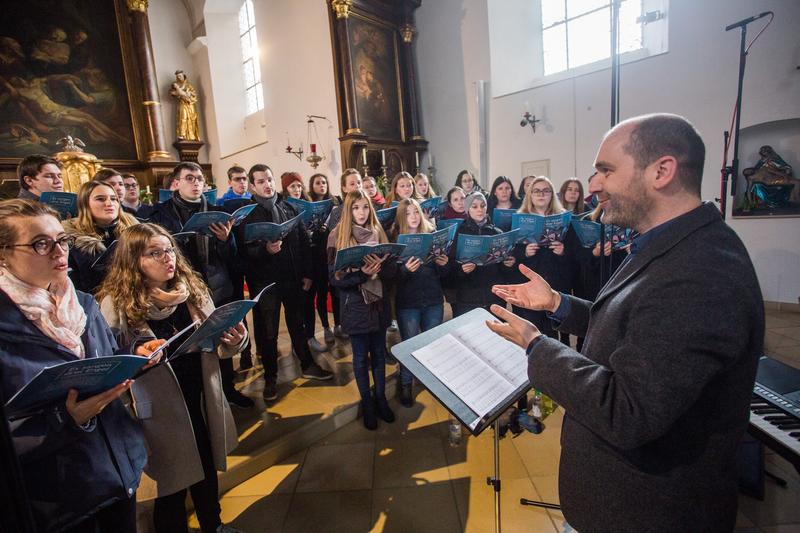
xmin=170 ymin=70 xmax=200 ymax=141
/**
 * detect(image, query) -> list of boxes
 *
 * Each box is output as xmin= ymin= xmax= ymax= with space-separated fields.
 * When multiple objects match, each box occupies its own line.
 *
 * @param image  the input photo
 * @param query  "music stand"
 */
xmin=391 ymin=308 xmax=533 ymax=533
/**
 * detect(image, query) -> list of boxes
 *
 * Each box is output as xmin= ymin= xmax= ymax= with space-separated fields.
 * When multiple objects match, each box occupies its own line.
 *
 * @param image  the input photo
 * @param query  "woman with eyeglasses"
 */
xmin=512 ymin=176 xmax=570 ymax=341
xmin=0 ymin=199 xmax=159 ymax=533
xmin=455 ymin=169 xmax=482 ymax=195
xmin=97 ymin=223 xmax=246 ymax=533
xmin=62 ymin=180 xmax=139 ymax=294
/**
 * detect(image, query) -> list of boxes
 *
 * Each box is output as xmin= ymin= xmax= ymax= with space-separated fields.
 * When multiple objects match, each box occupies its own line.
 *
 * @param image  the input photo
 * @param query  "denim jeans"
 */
xmin=349 ymin=330 xmax=387 ymax=400
xmin=397 ymin=304 xmax=444 ymax=385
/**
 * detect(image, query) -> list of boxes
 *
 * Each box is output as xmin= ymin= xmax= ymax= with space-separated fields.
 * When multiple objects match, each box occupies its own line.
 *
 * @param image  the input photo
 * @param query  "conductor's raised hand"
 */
xmin=492 ymin=263 xmax=560 ymax=312
xmin=66 ymin=380 xmax=134 ymax=426
xmin=486 ymin=304 xmax=541 ymax=350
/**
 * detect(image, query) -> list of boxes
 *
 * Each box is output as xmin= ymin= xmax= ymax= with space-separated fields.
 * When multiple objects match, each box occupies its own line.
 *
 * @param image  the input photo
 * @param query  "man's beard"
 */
xmin=600 ymin=172 xmax=652 ymax=231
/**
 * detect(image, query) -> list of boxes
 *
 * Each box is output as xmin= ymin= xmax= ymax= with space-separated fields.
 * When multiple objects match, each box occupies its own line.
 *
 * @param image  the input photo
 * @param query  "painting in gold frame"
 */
xmin=0 ymin=0 xmax=144 ymax=163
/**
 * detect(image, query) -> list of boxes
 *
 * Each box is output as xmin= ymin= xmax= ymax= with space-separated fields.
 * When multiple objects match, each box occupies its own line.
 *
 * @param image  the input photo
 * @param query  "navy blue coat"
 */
xmin=0 ymin=289 xmax=146 ymax=533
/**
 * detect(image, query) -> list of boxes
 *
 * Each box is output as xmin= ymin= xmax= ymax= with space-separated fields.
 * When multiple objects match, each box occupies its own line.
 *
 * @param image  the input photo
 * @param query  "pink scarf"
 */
xmin=0 ymin=268 xmax=87 ymax=358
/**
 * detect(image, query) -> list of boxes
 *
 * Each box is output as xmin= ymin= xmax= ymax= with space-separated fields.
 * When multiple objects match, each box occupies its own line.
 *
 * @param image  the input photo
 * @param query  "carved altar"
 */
xmin=328 ymin=0 xmax=428 ymax=180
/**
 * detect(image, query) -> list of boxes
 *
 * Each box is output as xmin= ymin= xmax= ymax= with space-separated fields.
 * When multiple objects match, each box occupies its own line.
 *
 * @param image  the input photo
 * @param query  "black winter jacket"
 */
xmin=451 ymin=218 xmax=514 ymax=308
xmin=233 ymin=194 xmax=312 ymax=287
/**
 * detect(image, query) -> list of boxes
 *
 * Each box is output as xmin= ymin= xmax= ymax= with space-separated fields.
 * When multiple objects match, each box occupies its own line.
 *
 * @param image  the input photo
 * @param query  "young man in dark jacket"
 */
xmin=148 ymin=162 xmax=254 ymax=408
xmin=235 ymin=164 xmax=332 ymax=402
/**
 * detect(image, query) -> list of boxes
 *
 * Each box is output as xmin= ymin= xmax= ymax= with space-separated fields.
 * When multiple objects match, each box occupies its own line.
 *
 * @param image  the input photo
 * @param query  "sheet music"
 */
xmin=452 ymin=322 xmax=528 ymax=389
xmin=412 ymin=334 xmax=517 ymax=421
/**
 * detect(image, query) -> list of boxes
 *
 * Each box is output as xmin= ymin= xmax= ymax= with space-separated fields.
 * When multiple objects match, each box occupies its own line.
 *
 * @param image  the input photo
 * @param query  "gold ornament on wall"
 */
xmin=170 ymin=70 xmax=201 ymax=142
xmin=126 ymin=0 xmax=148 ymax=13
xmin=332 ymin=0 xmax=353 ymax=19
xmin=400 ymin=24 xmax=416 ymax=44
xmin=53 ymin=136 xmax=103 ymax=193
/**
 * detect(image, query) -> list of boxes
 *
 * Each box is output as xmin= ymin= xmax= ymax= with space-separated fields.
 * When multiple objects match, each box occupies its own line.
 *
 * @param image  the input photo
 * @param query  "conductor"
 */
xmin=488 ymin=113 xmax=764 ymax=532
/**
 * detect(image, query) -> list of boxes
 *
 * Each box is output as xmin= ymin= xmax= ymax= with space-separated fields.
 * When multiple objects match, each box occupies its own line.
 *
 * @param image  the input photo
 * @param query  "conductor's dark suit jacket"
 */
xmin=528 ymin=203 xmax=764 ymax=532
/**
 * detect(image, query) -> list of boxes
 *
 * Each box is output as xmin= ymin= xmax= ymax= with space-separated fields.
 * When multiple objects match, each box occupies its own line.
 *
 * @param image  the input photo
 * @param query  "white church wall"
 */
xmin=415 ymin=0 xmax=800 ymax=304
xmin=149 ymin=0 xmax=342 ymax=194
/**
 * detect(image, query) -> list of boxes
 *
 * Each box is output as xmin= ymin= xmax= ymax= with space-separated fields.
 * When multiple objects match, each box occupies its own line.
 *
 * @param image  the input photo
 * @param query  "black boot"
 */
xmin=399 ymin=383 xmax=413 ymax=408
xmin=362 ymin=397 xmax=378 ymax=430
xmin=375 ymin=395 xmax=395 ymax=423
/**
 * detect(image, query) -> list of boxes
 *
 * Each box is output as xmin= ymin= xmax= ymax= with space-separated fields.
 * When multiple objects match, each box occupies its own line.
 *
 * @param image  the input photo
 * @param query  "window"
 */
xmin=541 ymin=0 xmax=644 ymax=76
xmin=238 ymin=0 xmax=263 ymax=115
xmin=486 ymin=0 xmax=667 ymax=97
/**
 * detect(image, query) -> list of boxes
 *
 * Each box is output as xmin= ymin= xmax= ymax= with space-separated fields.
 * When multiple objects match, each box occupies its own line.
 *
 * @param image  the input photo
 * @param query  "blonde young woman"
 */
xmin=63 ymin=179 xmax=139 ymax=293
xmin=512 ymin=176 xmax=570 ymax=341
xmin=327 ymin=190 xmax=397 ymax=429
xmin=392 ymin=198 xmax=450 ymax=406
xmin=414 ymin=173 xmax=436 ymax=199
xmin=384 ymin=171 xmax=419 ymax=205
xmin=97 ymin=223 xmax=246 ymax=533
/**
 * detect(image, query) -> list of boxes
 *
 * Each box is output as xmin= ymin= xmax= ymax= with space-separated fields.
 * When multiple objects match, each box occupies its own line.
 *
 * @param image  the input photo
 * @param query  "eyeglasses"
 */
xmin=143 ymin=248 xmax=177 ymax=262
xmin=531 ymin=188 xmax=553 ymax=196
xmin=123 ymin=183 xmax=139 ymax=189
xmin=182 ymin=175 xmax=206 ymax=184
xmin=7 ymin=235 xmax=75 ymax=256
xmin=37 ymin=173 xmax=63 ymax=182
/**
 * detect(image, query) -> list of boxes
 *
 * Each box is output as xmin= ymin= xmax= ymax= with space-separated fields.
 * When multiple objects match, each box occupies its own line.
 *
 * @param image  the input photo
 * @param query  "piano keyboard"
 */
xmin=748 ymin=356 xmax=800 ymax=471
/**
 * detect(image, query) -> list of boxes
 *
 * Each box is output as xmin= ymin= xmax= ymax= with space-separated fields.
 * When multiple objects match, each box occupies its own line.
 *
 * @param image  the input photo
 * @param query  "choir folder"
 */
xmin=391 ymin=307 xmax=530 ymax=436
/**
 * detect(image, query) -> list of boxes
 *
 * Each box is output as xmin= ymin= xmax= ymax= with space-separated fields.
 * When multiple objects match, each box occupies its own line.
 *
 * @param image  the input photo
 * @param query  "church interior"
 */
xmin=0 ymin=0 xmax=798 ymax=532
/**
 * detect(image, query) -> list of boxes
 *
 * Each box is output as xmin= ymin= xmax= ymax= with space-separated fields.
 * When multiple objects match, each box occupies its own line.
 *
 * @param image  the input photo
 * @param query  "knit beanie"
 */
xmin=281 ymin=172 xmax=303 ymax=192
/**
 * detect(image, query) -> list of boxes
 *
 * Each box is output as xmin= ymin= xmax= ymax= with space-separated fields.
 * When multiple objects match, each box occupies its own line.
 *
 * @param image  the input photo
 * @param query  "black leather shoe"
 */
xmin=362 ymin=398 xmax=378 ymax=430
xmin=375 ymin=395 xmax=395 ymax=423
xmin=399 ymin=384 xmax=413 ymax=408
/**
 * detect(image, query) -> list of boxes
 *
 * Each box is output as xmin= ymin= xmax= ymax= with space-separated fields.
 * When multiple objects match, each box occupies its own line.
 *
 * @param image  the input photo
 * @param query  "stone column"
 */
xmin=126 ymin=0 xmax=171 ymax=160
xmin=399 ymin=22 xmax=423 ymax=141
xmin=331 ymin=0 xmax=361 ymax=136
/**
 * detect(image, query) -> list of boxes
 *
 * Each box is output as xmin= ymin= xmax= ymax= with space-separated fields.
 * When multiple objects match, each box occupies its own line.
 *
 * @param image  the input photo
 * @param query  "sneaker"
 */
xmin=362 ymin=397 xmax=377 ymax=430
xmin=375 ymin=395 xmax=395 ymax=423
xmin=226 ymin=389 xmax=255 ymax=409
xmin=239 ymin=353 xmax=253 ymax=371
xmin=301 ymin=363 xmax=334 ymax=381
xmin=399 ymin=383 xmax=413 ymax=408
xmin=387 ymin=320 xmax=398 ymax=332
xmin=334 ymin=325 xmax=349 ymax=339
xmin=216 ymin=524 xmax=244 ymax=533
xmin=263 ymin=378 xmax=278 ymax=401
xmin=308 ymin=337 xmax=328 ymax=353
xmin=323 ymin=327 xmax=335 ymax=344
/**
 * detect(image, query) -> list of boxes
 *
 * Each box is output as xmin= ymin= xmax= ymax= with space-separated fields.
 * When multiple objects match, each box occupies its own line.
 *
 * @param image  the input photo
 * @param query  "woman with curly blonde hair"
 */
xmin=97 ymin=223 xmax=246 ymax=533
xmin=62 ymin=179 xmax=138 ymax=293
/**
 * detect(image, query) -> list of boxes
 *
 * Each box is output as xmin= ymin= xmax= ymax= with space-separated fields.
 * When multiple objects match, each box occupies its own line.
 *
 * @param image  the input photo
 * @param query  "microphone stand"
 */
xmin=719 ymin=12 xmax=772 ymax=219
xmin=719 ymin=22 xmax=749 ymax=220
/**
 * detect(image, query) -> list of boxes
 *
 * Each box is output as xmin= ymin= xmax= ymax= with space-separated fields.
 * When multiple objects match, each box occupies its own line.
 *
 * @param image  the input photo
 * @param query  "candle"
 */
xmin=381 ymin=149 xmax=386 ymax=166
xmin=146 ymin=185 xmax=151 ymax=194
xmin=362 ymin=148 xmax=367 ymax=165
xmin=311 ymin=143 xmax=317 ymax=153
xmin=415 ymin=151 xmax=419 ymax=168
xmin=428 ymin=153 xmax=433 ymax=168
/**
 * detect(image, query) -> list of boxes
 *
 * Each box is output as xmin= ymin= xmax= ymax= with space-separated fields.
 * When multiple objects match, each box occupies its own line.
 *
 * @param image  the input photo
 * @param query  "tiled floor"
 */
xmin=180 ymin=308 xmax=800 ymax=532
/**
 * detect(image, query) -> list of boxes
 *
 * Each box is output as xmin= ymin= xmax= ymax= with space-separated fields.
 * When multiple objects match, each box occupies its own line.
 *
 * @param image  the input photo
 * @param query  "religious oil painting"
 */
xmin=0 ymin=1 xmax=138 ymax=160
xmin=348 ymin=16 xmax=403 ymax=141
